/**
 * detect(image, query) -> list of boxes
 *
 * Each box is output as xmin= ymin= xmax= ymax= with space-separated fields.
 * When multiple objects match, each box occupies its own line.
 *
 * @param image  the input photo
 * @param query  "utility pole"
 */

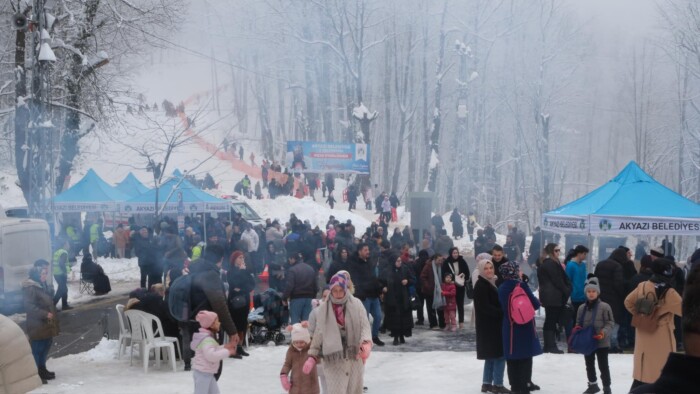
xmin=27 ymin=0 xmax=57 ymax=218
xmin=451 ymin=37 xmax=471 ymax=211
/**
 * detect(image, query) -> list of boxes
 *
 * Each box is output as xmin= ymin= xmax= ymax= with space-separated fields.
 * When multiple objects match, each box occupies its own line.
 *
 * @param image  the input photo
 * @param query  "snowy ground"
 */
xmin=30 ymin=328 xmax=636 ymax=394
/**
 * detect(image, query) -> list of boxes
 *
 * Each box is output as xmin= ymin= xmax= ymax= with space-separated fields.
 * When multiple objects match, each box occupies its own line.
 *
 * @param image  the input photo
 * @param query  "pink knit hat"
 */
xmin=195 ymin=310 xmax=218 ymax=329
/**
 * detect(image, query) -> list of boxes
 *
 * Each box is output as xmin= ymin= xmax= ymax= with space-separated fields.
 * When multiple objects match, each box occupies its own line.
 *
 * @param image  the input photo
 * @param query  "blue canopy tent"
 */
xmin=122 ymin=177 xmax=228 ymax=214
xmin=115 ymin=173 xmax=150 ymax=197
xmin=543 ymin=161 xmax=700 ymax=236
xmin=53 ymin=169 xmax=131 ymax=212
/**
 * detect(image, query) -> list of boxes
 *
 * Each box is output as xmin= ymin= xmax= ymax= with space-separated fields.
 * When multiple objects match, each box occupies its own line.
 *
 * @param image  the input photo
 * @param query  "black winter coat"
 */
xmin=380 ymin=264 xmax=414 ymax=336
xmin=594 ymin=258 xmax=626 ymax=322
xmin=449 ymin=211 xmax=463 ymax=236
xmin=189 ymin=261 xmax=238 ymax=335
xmin=442 ymin=256 xmax=470 ymax=291
xmin=348 ymin=257 xmax=384 ymax=300
xmin=473 ymin=276 xmax=503 ymax=360
xmin=537 ymin=258 xmax=572 ymax=307
xmin=283 ymin=261 xmax=318 ymax=300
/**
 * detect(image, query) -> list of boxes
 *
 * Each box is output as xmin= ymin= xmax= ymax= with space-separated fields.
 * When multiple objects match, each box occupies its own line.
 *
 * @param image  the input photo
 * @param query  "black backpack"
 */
xmin=168 ymin=274 xmax=194 ymax=322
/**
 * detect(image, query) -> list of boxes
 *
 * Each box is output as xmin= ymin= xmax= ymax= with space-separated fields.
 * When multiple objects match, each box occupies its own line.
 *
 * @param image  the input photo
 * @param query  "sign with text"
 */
xmin=590 ymin=215 xmax=700 ymax=235
xmin=286 ymin=141 xmax=370 ymax=174
xmin=542 ymin=215 xmax=589 ymax=234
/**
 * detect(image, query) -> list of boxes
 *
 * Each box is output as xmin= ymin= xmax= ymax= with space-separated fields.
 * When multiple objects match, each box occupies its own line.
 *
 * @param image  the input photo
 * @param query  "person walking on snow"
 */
xmin=280 ymin=323 xmax=320 ymax=394
xmin=191 ymin=311 xmax=236 ymax=394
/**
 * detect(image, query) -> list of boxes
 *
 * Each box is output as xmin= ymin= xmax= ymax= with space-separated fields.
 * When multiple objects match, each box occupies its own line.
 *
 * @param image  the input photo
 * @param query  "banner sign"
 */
xmin=590 ymin=215 xmax=700 ymax=235
xmin=286 ymin=141 xmax=370 ymax=174
xmin=54 ymin=202 xmax=117 ymax=213
xmin=122 ymin=201 xmax=229 ymax=214
xmin=542 ymin=215 xmax=589 ymax=234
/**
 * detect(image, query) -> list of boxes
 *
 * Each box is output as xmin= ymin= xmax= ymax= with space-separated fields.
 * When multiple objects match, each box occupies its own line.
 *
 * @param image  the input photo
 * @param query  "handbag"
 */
xmin=465 ymin=278 xmax=474 ymax=299
xmin=631 ymin=283 xmax=663 ymax=333
xmin=229 ymin=294 xmax=248 ymax=309
xmin=448 ymin=262 xmax=466 ymax=287
xmin=568 ymin=303 xmax=599 ymax=356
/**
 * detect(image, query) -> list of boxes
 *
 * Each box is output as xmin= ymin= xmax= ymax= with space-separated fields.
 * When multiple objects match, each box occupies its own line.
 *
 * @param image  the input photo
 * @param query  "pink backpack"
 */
xmin=509 ymin=283 xmax=535 ymax=325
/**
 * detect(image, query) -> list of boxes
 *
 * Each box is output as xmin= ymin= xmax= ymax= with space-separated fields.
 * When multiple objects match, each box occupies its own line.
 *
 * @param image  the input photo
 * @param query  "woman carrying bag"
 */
xmin=443 ymin=247 xmax=471 ymax=329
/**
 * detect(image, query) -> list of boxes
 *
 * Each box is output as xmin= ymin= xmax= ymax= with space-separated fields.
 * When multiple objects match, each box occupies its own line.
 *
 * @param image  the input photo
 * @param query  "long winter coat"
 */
xmin=380 ymin=264 xmax=414 ymax=336
xmin=420 ymin=262 xmax=441 ymax=296
xmin=594 ymin=257 xmax=626 ymax=322
xmin=308 ymin=296 xmax=371 ymax=394
xmin=21 ymin=279 xmax=59 ymax=340
xmin=0 ymin=314 xmax=43 ymax=394
xmin=624 ymin=281 xmax=682 ymax=383
xmin=537 ymin=257 xmax=572 ymax=307
xmin=449 ymin=210 xmax=463 ymax=237
xmin=498 ymin=279 xmax=542 ymax=360
xmin=443 ymin=255 xmax=469 ymax=294
xmin=281 ymin=343 xmax=320 ymax=394
xmin=473 ymin=277 xmax=503 ymax=360
xmin=575 ymin=299 xmax=615 ymax=349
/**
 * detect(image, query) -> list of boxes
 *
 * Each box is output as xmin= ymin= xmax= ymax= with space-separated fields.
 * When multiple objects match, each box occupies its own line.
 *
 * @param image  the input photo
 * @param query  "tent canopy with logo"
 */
xmin=542 ymin=161 xmax=700 ymax=236
xmin=115 ymin=173 xmax=150 ymax=197
xmin=53 ymin=169 xmax=131 ymax=212
xmin=122 ymin=177 xmax=228 ymax=214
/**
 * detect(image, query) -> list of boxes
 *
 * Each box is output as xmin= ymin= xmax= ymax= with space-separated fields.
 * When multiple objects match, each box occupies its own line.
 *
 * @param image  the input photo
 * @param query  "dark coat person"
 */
xmin=80 ymin=253 xmax=111 ymax=295
xmin=594 ymin=248 xmax=627 ymax=323
xmin=449 ymin=209 xmax=464 ymax=238
xmin=443 ymin=247 xmax=470 ymax=325
xmin=474 ymin=266 xmax=503 ymax=360
xmin=380 ymin=257 xmax=414 ymax=342
xmin=537 ymin=257 xmax=572 ymax=307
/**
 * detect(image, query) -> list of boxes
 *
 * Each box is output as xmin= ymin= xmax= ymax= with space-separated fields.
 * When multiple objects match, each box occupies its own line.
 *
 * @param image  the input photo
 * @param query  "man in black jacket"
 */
xmin=182 ymin=246 xmax=238 ymax=373
xmin=284 ymin=251 xmax=318 ymax=324
xmin=594 ymin=247 xmax=626 ymax=352
xmin=631 ymin=265 xmax=700 ymax=394
xmin=348 ymin=243 xmax=386 ymax=346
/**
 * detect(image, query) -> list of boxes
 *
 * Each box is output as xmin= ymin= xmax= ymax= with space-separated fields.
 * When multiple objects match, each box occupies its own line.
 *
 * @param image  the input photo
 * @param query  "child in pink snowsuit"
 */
xmin=442 ymin=273 xmax=458 ymax=331
xmin=191 ymin=311 xmax=236 ymax=394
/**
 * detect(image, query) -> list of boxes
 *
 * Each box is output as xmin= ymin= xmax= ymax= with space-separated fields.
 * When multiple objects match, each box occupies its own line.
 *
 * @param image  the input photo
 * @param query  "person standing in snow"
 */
xmin=191 ymin=311 xmax=236 ymax=394
xmin=302 ymin=273 xmax=372 ymax=394
xmin=537 ymin=243 xmax=572 ymax=354
xmin=443 ymin=247 xmax=470 ymax=329
xmin=431 ymin=213 xmax=445 ymax=238
xmin=347 ymin=186 xmax=358 ymax=211
xmin=326 ymin=193 xmax=336 ymax=209
xmin=575 ymin=277 xmax=614 ymax=394
xmin=280 ymin=323 xmax=320 ymax=394
xmin=364 ymin=186 xmax=373 ymax=210
xmin=473 ymin=259 xmax=510 ymax=394
xmin=498 ymin=261 xmax=542 ymax=394
xmin=239 ymin=145 xmax=244 ymax=161
xmin=441 ymin=273 xmax=458 ymax=331
xmin=381 ymin=195 xmax=392 ymax=222
xmin=449 ymin=208 xmax=464 ymax=239
xmin=380 ymin=255 xmax=414 ymax=345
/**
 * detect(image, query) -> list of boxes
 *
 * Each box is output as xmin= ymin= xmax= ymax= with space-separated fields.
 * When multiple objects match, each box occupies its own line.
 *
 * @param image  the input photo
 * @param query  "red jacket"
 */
xmin=442 ymin=282 xmax=457 ymax=312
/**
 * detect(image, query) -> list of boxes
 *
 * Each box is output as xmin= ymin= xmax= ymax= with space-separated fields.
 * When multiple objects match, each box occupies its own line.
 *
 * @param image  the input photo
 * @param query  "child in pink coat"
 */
xmin=442 ymin=273 xmax=458 ymax=331
xmin=191 ymin=311 xmax=236 ymax=394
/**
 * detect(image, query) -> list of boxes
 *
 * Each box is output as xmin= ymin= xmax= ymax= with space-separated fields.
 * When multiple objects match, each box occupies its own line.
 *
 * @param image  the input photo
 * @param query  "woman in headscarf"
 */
xmin=443 ymin=247 xmax=470 ymax=329
xmin=227 ymin=250 xmax=255 ymax=358
xmin=22 ymin=260 xmax=59 ymax=384
xmin=473 ymin=259 xmax=510 ymax=393
xmin=303 ymin=272 xmax=372 ymax=394
xmin=380 ymin=255 xmax=415 ymax=345
xmin=498 ymin=261 xmax=542 ymax=394
xmin=624 ymin=258 xmax=682 ymax=390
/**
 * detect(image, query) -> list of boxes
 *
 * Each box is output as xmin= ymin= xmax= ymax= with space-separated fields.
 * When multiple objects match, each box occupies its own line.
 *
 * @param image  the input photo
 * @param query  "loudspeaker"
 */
xmin=12 ymin=13 xmax=29 ymax=31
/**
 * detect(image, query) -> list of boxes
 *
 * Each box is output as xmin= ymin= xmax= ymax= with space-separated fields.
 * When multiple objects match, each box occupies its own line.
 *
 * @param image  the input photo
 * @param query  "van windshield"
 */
xmin=231 ymin=203 xmax=261 ymax=221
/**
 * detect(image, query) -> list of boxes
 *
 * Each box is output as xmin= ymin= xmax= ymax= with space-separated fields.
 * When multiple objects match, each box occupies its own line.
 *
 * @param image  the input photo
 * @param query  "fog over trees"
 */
xmin=1 ymin=0 xmax=699 ymax=233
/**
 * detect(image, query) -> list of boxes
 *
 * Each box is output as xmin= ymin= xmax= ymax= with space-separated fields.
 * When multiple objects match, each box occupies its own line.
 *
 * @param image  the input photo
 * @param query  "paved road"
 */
xmin=48 ymin=294 xmax=128 ymax=358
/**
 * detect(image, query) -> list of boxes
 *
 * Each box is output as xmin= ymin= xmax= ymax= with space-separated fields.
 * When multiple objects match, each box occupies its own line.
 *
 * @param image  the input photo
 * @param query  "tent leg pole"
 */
xmin=203 ymin=214 xmax=207 ymax=245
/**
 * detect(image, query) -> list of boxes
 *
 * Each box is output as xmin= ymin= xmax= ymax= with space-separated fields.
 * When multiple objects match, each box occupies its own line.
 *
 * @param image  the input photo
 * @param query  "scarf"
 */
xmin=316 ymin=293 xmax=361 ymax=363
xmin=432 ymin=262 xmax=446 ymax=309
xmin=477 ymin=260 xmax=497 ymax=288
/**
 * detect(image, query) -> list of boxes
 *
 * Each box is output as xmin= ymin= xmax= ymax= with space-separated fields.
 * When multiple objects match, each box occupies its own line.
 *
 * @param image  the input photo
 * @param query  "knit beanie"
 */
xmin=289 ymin=323 xmax=311 ymax=344
xmin=498 ymin=260 xmax=520 ymax=281
xmin=584 ymin=277 xmax=601 ymax=295
xmin=195 ymin=310 xmax=218 ymax=329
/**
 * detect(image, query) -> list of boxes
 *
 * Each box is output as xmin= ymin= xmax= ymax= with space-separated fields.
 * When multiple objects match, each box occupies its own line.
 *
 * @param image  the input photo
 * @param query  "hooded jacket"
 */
xmin=22 ymin=279 xmax=59 ymax=340
xmin=190 ymin=328 xmax=230 ymax=374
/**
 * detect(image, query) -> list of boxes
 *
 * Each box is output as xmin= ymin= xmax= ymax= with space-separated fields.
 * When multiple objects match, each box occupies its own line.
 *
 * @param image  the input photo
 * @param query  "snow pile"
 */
xmin=32 ymin=337 xmax=636 ymax=394
xmin=0 ymin=169 xmax=27 ymax=208
xmin=247 ymin=196 xmax=372 ymax=231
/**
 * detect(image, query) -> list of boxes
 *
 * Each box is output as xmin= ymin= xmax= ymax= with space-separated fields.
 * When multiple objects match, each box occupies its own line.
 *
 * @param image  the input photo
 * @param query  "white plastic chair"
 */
xmin=140 ymin=312 xmax=181 ymax=363
xmin=139 ymin=312 xmax=177 ymax=373
xmin=124 ymin=309 xmax=147 ymax=366
xmin=116 ymin=304 xmax=131 ymax=359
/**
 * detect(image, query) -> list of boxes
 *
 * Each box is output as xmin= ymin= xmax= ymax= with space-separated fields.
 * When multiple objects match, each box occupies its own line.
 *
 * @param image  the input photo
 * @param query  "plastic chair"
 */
xmin=124 ymin=309 xmax=147 ymax=366
xmin=116 ymin=304 xmax=131 ymax=359
xmin=140 ymin=312 xmax=181 ymax=363
xmin=139 ymin=312 xmax=177 ymax=373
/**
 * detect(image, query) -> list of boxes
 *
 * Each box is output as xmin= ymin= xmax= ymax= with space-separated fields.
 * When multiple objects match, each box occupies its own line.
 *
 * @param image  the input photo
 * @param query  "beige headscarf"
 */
xmin=477 ymin=259 xmax=498 ymax=288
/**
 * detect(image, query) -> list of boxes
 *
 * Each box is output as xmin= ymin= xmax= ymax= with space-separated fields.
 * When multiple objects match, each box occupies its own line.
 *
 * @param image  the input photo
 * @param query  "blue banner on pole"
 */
xmin=286 ymin=141 xmax=370 ymax=174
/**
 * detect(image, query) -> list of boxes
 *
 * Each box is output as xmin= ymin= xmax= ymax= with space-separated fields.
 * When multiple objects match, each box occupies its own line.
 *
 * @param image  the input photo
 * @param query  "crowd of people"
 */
xmin=11 ymin=197 xmax=700 ymax=394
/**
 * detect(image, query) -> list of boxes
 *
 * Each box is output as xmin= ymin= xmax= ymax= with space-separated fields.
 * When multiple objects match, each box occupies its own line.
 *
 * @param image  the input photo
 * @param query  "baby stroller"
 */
xmin=248 ymin=288 xmax=287 ymax=345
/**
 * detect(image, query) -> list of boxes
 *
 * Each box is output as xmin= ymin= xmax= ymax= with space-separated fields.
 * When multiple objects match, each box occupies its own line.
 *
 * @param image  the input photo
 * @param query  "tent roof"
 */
xmin=115 ymin=173 xmax=150 ymax=197
xmin=126 ymin=177 xmax=224 ymax=204
xmin=54 ymin=169 xmax=131 ymax=204
xmin=546 ymin=161 xmax=700 ymax=218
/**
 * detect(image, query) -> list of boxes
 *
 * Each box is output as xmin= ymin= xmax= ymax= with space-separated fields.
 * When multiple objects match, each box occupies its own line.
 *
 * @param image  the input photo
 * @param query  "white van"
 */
xmin=0 ymin=217 xmax=52 ymax=314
